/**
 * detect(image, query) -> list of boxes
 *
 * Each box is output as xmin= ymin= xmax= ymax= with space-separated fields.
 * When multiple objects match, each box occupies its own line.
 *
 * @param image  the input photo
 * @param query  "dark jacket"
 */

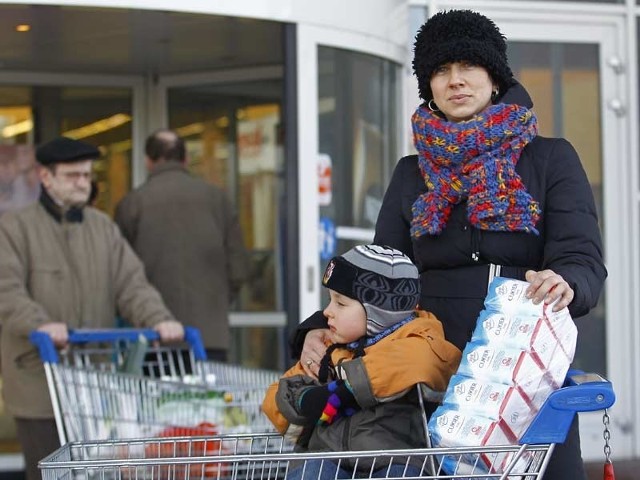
xmin=372 ymin=134 xmax=606 ymax=349
xmin=292 ymin=83 xmax=606 ymax=353
xmin=115 ymin=163 xmax=250 ymax=351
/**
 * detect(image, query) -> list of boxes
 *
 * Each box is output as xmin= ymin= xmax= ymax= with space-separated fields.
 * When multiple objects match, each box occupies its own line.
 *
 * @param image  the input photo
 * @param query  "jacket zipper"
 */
xmin=62 ymin=221 xmax=83 ymax=326
xmin=342 ymin=416 xmax=351 ymax=451
xmin=471 ymin=228 xmax=480 ymax=262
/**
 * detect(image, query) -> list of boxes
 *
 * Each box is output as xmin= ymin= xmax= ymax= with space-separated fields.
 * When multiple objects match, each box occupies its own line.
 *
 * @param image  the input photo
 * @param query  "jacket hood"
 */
xmin=498 ymin=80 xmax=533 ymax=109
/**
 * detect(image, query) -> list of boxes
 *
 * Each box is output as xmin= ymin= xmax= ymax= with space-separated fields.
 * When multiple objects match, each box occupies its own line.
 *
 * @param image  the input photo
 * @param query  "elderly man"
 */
xmin=0 ymin=136 xmax=184 ymax=480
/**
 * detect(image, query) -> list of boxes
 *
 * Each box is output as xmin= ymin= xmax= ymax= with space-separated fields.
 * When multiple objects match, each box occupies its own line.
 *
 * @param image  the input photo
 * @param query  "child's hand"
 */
xmin=299 ymin=380 xmax=359 ymax=424
xmin=275 ymin=375 xmax=319 ymax=425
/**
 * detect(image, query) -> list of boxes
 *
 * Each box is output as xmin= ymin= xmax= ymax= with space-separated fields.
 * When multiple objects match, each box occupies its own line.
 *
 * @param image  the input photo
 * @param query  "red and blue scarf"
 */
xmin=411 ymin=103 xmax=540 ymax=237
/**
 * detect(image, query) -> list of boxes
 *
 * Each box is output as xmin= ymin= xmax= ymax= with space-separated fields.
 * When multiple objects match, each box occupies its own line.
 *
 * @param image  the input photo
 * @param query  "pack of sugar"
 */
xmin=456 ymin=340 xmax=554 ymax=408
xmin=443 ymin=374 xmax=536 ymax=438
xmin=428 ymin=405 xmax=533 ymax=476
xmin=472 ymin=309 xmax=566 ymax=370
xmin=484 ymin=278 xmax=577 ymax=363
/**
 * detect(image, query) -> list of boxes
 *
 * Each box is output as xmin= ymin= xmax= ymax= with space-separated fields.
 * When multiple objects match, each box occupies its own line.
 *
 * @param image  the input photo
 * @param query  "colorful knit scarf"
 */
xmin=411 ymin=103 xmax=540 ymax=237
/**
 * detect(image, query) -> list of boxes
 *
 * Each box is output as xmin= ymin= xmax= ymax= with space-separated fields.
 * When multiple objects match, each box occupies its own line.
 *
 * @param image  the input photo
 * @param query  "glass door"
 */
xmin=158 ymin=67 xmax=287 ymax=370
xmin=430 ymin=3 xmax=632 ymax=460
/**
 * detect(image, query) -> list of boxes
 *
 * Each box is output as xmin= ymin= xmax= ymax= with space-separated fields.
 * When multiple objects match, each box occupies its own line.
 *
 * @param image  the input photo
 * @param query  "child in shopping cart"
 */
xmin=262 ymin=244 xmax=462 ymax=479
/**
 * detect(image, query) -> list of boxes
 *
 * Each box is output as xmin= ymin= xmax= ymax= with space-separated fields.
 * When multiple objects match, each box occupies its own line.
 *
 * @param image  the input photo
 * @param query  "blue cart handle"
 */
xmin=520 ymin=370 xmax=615 ymax=445
xmin=30 ymin=326 xmax=206 ymax=364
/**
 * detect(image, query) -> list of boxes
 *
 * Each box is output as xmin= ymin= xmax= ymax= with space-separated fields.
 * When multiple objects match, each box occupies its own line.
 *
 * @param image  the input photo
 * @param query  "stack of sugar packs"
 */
xmin=428 ymin=277 xmax=577 ymax=476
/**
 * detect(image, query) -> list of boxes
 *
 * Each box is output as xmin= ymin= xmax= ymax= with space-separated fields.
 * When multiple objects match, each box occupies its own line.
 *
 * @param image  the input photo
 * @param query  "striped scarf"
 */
xmin=411 ymin=103 xmax=540 ymax=237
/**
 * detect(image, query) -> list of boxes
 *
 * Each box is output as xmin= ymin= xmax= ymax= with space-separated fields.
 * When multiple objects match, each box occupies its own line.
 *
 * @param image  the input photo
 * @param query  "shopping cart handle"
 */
xmin=30 ymin=326 xmax=206 ymax=363
xmin=519 ymin=371 xmax=615 ymax=445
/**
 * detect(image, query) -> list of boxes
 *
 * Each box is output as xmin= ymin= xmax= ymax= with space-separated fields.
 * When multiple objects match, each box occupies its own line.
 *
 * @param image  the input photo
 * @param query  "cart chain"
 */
xmin=603 ymin=409 xmax=612 ymax=463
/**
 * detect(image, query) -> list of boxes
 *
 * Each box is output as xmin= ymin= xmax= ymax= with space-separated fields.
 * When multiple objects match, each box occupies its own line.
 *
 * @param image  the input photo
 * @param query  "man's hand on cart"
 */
xmin=36 ymin=322 xmax=69 ymax=348
xmin=525 ymin=269 xmax=575 ymax=312
xmin=301 ymin=328 xmax=331 ymax=379
xmin=153 ymin=320 xmax=185 ymax=343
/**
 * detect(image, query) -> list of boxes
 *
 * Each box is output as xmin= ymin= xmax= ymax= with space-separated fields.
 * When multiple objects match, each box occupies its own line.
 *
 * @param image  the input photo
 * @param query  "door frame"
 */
xmin=296 ymin=23 xmax=405 ymax=320
xmin=424 ymin=0 xmax=635 ymax=460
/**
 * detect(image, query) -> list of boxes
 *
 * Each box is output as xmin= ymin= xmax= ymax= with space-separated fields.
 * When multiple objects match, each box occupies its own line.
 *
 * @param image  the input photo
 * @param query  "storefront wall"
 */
xmin=0 ymin=0 xmax=408 ymax=471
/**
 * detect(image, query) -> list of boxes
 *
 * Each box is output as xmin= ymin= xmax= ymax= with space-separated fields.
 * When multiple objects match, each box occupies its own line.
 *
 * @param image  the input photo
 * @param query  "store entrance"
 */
xmin=0 ymin=5 xmax=289 ymax=471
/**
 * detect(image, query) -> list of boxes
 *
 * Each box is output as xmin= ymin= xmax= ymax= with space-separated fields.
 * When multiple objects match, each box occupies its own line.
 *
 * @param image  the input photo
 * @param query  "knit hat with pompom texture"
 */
xmin=413 ymin=10 xmax=516 ymax=102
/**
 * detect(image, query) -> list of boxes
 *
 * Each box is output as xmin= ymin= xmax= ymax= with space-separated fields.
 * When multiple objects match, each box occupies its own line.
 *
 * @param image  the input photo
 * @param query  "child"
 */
xmin=262 ymin=244 xmax=461 ymax=479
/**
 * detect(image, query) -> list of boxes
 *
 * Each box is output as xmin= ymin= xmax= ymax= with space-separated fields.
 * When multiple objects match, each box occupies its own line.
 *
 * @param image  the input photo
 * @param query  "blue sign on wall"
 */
xmin=319 ymin=217 xmax=337 ymax=261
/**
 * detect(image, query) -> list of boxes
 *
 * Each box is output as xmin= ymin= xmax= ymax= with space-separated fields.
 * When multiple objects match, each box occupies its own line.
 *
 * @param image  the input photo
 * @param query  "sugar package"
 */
xmin=457 ymin=340 xmax=547 ymax=399
xmin=429 ymin=405 xmax=532 ymax=476
xmin=484 ymin=277 xmax=543 ymax=316
xmin=472 ymin=310 xmax=559 ymax=370
xmin=443 ymin=374 xmax=537 ymax=438
xmin=544 ymin=307 xmax=578 ymax=362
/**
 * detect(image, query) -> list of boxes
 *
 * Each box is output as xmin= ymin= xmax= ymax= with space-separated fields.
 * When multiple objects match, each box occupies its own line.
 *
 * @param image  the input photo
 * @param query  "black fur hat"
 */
xmin=413 ymin=10 xmax=515 ymax=102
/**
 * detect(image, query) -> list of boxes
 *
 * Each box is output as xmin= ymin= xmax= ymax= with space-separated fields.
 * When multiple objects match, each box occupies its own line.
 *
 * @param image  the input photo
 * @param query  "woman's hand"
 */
xmin=525 ymin=269 xmax=574 ymax=312
xmin=300 ymin=328 xmax=331 ymax=378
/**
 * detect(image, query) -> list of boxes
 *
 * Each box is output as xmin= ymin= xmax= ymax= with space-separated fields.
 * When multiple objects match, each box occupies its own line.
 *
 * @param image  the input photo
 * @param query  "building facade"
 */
xmin=0 ymin=0 xmax=637 ymax=472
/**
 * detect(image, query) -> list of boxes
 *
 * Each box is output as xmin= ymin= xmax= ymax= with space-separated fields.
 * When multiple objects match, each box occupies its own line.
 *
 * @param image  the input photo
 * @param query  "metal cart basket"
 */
xmin=31 ymin=328 xmax=280 ymax=445
xmin=39 ymin=372 xmax=615 ymax=480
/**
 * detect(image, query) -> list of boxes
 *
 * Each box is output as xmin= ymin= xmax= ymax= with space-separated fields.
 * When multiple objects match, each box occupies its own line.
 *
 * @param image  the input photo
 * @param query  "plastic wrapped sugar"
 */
xmin=428 ymin=406 xmax=532 ymax=476
xmin=472 ymin=310 xmax=557 ymax=368
xmin=427 ymin=276 xmax=578 ymax=477
xmin=456 ymin=340 xmax=552 ymax=405
xmin=443 ymin=374 xmax=536 ymax=438
xmin=482 ymin=277 xmax=578 ymax=387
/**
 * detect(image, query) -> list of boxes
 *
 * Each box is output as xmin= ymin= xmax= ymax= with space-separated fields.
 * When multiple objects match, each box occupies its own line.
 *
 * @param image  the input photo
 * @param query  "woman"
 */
xmin=293 ymin=9 xmax=606 ymax=480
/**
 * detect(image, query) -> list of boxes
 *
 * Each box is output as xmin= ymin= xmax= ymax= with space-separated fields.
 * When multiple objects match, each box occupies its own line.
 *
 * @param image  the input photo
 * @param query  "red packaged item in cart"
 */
xmin=144 ymin=422 xmax=229 ymax=478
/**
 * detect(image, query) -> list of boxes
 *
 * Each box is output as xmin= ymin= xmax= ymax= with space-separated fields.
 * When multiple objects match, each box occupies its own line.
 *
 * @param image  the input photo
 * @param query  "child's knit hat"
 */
xmin=322 ymin=244 xmax=420 ymax=336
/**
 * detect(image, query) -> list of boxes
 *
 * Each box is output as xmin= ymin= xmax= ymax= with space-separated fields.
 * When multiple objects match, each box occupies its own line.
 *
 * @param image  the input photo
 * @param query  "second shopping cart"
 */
xmin=30 ymin=327 xmax=280 ymax=445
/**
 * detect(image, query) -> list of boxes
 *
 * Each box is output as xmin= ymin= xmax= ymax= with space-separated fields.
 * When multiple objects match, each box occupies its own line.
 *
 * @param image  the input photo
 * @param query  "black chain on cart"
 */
xmin=602 ymin=409 xmax=615 ymax=480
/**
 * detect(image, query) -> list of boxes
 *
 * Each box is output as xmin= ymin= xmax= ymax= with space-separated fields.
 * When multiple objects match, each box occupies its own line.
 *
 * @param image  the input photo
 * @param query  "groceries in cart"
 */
xmin=428 ymin=276 xmax=579 ymax=476
xmin=30 ymin=327 xmax=280 ymax=445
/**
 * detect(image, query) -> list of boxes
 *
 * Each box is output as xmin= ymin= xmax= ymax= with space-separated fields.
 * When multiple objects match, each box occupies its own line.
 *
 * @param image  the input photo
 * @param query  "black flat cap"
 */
xmin=36 ymin=137 xmax=100 ymax=166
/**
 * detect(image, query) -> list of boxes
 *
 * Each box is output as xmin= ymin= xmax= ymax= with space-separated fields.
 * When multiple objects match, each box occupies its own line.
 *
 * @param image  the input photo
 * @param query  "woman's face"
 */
xmin=429 ymin=61 xmax=497 ymax=122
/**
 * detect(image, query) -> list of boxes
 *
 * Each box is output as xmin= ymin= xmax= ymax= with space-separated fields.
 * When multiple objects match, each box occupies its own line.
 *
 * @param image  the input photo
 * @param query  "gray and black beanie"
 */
xmin=322 ymin=244 xmax=420 ymax=336
xmin=412 ymin=9 xmax=516 ymax=103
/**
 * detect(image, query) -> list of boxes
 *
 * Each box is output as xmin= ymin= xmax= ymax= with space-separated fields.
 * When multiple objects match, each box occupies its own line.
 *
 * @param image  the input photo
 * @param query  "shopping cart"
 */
xmin=30 ymin=327 xmax=281 ymax=446
xmin=38 ymin=371 xmax=615 ymax=480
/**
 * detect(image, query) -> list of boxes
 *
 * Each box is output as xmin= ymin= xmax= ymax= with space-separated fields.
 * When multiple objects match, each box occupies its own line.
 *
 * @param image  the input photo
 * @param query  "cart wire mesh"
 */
xmin=39 ymin=432 xmax=553 ymax=480
xmin=31 ymin=328 xmax=280 ymax=444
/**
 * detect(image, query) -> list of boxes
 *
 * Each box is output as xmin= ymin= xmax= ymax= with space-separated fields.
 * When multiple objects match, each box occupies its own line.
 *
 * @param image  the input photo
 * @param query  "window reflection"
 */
xmin=168 ymin=79 xmax=285 ymax=369
xmin=317 ymin=47 xmax=400 ymax=304
xmin=508 ymin=41 xmax=606 ymax=375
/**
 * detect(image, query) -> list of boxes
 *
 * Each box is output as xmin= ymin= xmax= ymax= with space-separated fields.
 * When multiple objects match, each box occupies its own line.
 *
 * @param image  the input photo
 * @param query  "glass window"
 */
xmin=317 ymin=47 xmax=400 ymax=302
xmin=0 ymin=85 xmax=132 ymax=216
xmin=168 ymin=78 xmax=285 ymax=369
xmin=508 ymin=41 xmax=605 ymax=375
xmin=0 ymin=87 xmax=39 ymax=215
